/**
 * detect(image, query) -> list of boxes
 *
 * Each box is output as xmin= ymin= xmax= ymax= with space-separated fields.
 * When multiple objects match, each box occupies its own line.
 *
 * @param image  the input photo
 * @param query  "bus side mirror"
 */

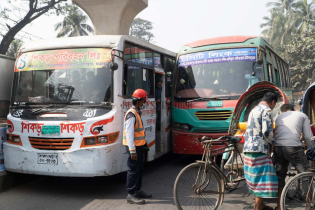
xmin=110 ymin=62 xmax=118 ymax=71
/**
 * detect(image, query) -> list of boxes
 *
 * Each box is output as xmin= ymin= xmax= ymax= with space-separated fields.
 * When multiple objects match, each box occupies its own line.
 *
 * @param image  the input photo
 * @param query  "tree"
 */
xmin=285 ymin=31 xmax=315 ymax=91
xmin=129 ymin=18 xmax=155 ymax=43
xmin=6 ymin=39 xmax=23 ymax=58
xmin=0 ymin=0 xmax=68 ymax=55
xmin=54 ymin=5 xmax=93 ymax=37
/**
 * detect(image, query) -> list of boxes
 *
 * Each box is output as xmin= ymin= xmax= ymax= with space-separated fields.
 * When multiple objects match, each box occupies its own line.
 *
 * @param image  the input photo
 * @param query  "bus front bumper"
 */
xmin=3 ymin=143 xmax=125 ymax=177
xmin=172 ymin=129 xmax=228 ymax=155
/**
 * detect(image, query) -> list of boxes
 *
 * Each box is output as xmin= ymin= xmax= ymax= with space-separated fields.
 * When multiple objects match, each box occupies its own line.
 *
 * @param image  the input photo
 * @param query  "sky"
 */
xmin=1 ymin=0 xmax=271 ymax=52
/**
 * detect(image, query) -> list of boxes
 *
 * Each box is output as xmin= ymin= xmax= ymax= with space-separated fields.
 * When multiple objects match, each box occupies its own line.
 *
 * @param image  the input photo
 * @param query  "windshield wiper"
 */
xmin=31 ymin=104 xmax=60 ymax=115
xmin=207 ymin=97 xmax=231 ymax=100
xmin=69 ymin=101 xmax=88 ymax=105
xmin=186 ymin=97 xmax=231 ymax=103
xmin=186 ymin=97 xmax=207 ymax=103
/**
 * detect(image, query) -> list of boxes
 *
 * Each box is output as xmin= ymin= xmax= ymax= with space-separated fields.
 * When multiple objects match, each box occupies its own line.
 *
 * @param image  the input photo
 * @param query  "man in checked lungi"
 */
xmin=244 ymin=92 xmax=278 ymax=210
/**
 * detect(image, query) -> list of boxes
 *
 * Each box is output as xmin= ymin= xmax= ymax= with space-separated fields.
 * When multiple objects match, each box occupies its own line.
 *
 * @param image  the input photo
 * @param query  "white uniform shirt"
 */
xmin=274 ymin=111 xmax=313 ymax=148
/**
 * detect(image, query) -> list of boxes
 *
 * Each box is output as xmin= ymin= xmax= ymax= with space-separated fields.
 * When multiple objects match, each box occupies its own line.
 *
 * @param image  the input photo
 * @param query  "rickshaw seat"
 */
xmin=226 ymin=136 xmax=242 ymax=144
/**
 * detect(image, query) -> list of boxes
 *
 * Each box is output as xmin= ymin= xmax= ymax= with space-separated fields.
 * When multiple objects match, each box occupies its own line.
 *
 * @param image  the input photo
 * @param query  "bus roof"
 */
xmin=185 ymin=35 xmax=259 ymax=48
xmin=20 ymin=35 xmax=176 ymax=57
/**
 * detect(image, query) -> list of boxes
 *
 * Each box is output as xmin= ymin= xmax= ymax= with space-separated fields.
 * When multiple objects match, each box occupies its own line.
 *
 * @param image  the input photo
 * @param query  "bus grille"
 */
xmin=29 ymin=137 xmax=74 ymax=150
xmin=195 ymin=110 xmax=233 ymax=120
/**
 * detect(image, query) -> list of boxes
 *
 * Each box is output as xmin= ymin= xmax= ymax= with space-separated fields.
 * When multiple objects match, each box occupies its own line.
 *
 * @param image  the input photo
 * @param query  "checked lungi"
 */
xmin=244 ymin=153 xmax=278 ymax=198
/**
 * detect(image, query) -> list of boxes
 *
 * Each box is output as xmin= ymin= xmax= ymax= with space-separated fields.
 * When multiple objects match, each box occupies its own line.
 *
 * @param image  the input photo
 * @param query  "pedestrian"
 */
xmin=298 ymin=96 xmax=303 ymax=111
xmin=123 ymin=89 xmax=152 ymax=204
xmin=273 ymin=104 xmax=313 ymax=210
xmin=243 ymin=92 xmax=278 ymax=210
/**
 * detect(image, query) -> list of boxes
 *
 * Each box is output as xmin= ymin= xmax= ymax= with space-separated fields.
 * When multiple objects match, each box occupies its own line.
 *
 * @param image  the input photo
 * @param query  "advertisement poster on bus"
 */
xmin=15 ymin=48 xmax=112 ymax=72
xmin=178 ymin=48 xmax=257 ymax=67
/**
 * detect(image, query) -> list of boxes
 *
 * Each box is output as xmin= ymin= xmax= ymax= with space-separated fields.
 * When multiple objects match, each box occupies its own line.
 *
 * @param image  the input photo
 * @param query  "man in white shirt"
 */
xmin=274 ymin=103 xmax=313 ymax=210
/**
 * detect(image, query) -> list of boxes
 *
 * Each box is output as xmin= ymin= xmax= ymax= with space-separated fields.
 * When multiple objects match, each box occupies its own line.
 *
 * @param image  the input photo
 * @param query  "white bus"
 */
xmin=4 ymin=35 xmax=176 ymax=177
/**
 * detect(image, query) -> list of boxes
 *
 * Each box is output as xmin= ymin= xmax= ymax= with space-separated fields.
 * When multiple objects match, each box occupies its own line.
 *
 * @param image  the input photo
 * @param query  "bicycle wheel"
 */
xmin=174 ymin=162 xmax=222 ymax=210
xmin=281 ymin=172 xmax=315 ymax=210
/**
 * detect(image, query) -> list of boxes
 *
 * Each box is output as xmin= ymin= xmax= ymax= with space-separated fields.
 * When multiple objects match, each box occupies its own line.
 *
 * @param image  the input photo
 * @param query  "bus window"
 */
xmin=275 ymin=57 xmax=283 ymax=87
xmin=124 ymin=43 xmax=131 ymax=61
xmin=131 ymin=45 xmax=153 ymax=66
xmin=164 ymin=57 xmax=175 ymax=97
xmin=274 ymin=68 xmax=280 ymax=87
xmin=281 ymin=61 xmax=288 ymax=87
xmin=267 ymin=63 xmax=273 ymax=83
xmin=123 ymin=65 xmax=154 ymax=97
xmin=154 ymin=53 xmax=162 ymax=69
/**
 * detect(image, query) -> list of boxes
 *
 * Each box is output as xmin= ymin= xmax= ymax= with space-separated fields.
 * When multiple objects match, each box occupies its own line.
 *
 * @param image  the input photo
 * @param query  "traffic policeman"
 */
xmin=123 ymin=89 xmax=152 ymax=204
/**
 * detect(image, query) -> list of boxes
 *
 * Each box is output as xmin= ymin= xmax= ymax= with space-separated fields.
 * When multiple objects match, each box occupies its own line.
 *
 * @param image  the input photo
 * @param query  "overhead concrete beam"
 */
xmin=73 ymin=0 xmax=148 ymax=35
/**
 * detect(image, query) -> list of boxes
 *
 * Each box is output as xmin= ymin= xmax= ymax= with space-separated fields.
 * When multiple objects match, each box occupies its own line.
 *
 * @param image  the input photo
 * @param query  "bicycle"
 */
xmin=173 ymin=135 xmax=245 ymax=210
xmin=280 ymin=167 xmax=315 ymax=210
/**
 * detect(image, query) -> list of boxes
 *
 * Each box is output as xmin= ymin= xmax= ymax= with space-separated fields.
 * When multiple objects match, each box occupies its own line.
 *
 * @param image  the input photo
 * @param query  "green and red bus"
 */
xmin=172 ymin=36 xmax=292 ymax=154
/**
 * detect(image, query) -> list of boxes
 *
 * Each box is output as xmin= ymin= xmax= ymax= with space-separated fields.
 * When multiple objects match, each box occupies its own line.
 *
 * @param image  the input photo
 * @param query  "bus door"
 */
xmin=123 ymin=63 xmax=156 ymax=162
xmin=154 ymin=53 xmax=164 ymax=156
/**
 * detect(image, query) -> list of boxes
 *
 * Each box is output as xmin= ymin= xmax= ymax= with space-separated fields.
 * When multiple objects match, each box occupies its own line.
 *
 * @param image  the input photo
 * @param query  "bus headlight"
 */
xmin=98 ymin=136 xmax=108 ymax=144
xmin=6 ymin=134 xmax=22 ymax=146
xmin=81 ymin=132 xmax=119 ymax=148
xmin=85 ymin=137 xmax=96 ymax=145
xmin=12 ymin=136 xmax=20 ymax=143
xmin=173 ymin=122 xmax=193 ymax=132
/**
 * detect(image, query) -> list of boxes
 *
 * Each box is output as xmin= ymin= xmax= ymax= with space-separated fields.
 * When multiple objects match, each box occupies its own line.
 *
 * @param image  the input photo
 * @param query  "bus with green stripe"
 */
xmin=172 ymin=36 xmax=292 ymax=154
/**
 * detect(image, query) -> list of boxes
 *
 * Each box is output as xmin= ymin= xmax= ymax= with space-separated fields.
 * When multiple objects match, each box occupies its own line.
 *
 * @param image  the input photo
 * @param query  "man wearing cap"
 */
xmin=123 ymin=89 xmax=152 ymax=204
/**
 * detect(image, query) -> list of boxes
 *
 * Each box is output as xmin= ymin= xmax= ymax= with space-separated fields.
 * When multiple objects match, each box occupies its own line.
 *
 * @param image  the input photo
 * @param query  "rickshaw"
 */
xmin=279 ymin=83 xmax=315 ymax=210
xmin=173 ymin=81 xmax=288 ymax=210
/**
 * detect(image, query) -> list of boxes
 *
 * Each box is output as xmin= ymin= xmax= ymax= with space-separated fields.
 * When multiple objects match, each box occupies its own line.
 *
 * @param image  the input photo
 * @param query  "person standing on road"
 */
xmin=273 ymin=104 xmax=313 ymax=210
xmin=123 ymin=89 xmax=152 ymax=204
xmin=244 ymin=92 xmax=278 ymax=210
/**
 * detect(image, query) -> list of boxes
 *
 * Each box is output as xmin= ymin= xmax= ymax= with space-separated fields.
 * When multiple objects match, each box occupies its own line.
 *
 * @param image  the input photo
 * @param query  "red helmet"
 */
xmin=132 ymin=89 xmax=148 ymax=100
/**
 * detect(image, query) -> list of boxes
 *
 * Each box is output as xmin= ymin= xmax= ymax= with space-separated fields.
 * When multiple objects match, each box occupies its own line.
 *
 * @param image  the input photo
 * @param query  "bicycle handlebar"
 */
xmin=199 ymin=135 xmax=227 ymax=143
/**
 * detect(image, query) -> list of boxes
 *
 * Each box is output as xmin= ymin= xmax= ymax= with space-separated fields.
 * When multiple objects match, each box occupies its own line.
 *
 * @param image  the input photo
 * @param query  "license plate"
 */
xmin=37 ymin=153 xmax=58 ymax=165
xmin=41 ymin=125 xmax=60 ymax=135
xmin=207 ymin=101 xmax=223 ymax=107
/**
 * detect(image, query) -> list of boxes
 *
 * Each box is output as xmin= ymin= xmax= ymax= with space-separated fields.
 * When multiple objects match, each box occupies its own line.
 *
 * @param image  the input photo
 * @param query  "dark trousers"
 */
xmin=273 ymin=146 xmax=309 ymax=188
xmin=126 ymin=146 xmax=144 ymax=194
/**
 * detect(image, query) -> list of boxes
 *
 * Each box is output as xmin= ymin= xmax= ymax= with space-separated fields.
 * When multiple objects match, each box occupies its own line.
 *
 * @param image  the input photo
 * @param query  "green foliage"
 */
xmin=54 ymin=5 xmax=94 ymax=37
xmin=261 ymin=0 xmax=315 ymax=90
xmin=285 ymin=31 xmax=315 ymax=91
xmin=6 ymin=39 xmax=23 ymax=58
xmin=129 ymin=18 xmax=155 ymax=43
xmin=0 ymin=0 xmax=68 ymax=55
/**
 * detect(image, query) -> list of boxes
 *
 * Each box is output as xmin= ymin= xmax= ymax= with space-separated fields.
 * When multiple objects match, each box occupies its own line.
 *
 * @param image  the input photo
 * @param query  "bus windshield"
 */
xmin=175 ymin=48 xmax=262 ymax=99
xmin=12 ymin=48 xmax=112 ymax=105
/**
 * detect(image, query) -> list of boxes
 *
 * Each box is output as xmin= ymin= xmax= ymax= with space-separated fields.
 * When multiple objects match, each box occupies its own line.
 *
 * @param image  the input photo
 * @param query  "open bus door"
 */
xmin=223 ymin=81 xmax=289 ymax=169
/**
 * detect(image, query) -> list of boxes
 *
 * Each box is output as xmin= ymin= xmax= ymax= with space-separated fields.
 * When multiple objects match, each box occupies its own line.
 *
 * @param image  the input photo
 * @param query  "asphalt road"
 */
xmin=0 ymin=153 xmax=281 ymax=210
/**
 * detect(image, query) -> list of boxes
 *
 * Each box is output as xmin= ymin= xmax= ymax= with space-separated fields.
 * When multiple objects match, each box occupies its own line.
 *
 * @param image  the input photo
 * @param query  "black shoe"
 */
xmin=135 ymin=190 xmax=152 ymax=198
xmin=126 ymin=194 xmax=145 ymax=204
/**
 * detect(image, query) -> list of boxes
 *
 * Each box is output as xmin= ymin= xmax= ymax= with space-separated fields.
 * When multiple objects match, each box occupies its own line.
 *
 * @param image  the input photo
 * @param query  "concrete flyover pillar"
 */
xmin=73 ymin=0 xmax=148 ymax=35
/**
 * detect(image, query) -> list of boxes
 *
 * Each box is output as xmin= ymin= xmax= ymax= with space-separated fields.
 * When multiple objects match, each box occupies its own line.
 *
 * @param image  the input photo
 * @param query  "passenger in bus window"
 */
xmin=70 ymin=70 xmax=82 ymax=91
xmin=90 ymin=68 xmax=111 ymax=102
